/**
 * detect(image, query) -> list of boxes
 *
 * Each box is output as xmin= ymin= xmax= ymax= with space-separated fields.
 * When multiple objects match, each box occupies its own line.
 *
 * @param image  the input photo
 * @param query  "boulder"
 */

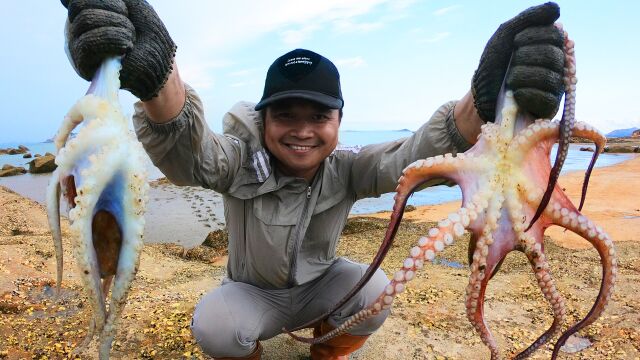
xmin=632 ymin=129 xmax=640 ymax=138
xmin=579 ymin=147 xmax=594 ymax=152
xmin=22 ymin=153 xmax=32 ymax=158
xmin=34 ymin=153 xmax=41 ymax=157
xmin=0 ymin=164 xmax=27 ymax=177
xmin=28 ymin=154 xmax=57 ymax=174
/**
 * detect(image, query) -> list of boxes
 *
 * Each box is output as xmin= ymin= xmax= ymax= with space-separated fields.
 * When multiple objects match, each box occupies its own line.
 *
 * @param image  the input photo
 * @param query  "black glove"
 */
xmin=472 ymin=2 xmax=565 ymax=122
xmin=62 ymin=0 xmax=176 ymax=101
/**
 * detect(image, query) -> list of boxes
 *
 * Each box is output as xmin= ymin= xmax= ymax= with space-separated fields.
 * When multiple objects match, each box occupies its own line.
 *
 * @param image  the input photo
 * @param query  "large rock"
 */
xmin=0 ymin=164 xmax=27 ymax=177
xmin=28 ymin=154 xmax=57 ymax=174
xmin=632 ymin=129 xmax=640 ymax=138
xmin=23 ymin=153 xmax=32 ymax=158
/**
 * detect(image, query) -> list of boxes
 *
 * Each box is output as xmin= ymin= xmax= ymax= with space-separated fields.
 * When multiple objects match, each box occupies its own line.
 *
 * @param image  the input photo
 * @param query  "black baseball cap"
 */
xmin=255 ymin=49 xmax=344 ymax=111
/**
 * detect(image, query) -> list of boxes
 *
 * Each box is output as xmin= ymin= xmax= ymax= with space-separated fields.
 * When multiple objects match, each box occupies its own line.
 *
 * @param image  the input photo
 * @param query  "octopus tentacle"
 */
xmin=570 ymin=124 xmax=606 ymax=211
xmin=509 ymin=120 xmax=606 ymax=212
xmin=465 ymin=192 xmax=505 ymax=360
xmin=284 ymin=154 xmax=469 ymax=334
xmin=288 ymin=206 xmax=470 ymax=344
xmin=98 ymin=169 xmax=147 ymax=358
xmin=513 ymin=247 xmax=566 ymax=359
xmin=527 ymin=26 xmax=576 ymax=230
xmin=547 ymin=205 xmax=617 ymax=359
xmin=46 ymin=169 xmax=64 ymax=297
xmin=69 ymin=156 xmax=113 ymax=348
xmin=466 ymin=245 xmax=501 ymax=360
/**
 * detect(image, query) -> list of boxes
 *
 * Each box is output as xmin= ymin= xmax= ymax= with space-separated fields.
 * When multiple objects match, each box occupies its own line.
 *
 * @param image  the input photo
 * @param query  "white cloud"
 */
xmin=333 ymin=19 xmax=384 ymax=33
xmin=150 ymin=0 xmax=421 ymax=87
xmin=433 ymin=5 xmax=461 ymax=16
xmin=418 ymin=32 xmax=451 ymax=43
xmin=228 ymin=69 xmax=255 ymax=77
xmin=387 ymin=0 xmax=418 ymax=11
xmin=231 ymin=82 xmax=247 ymax=88
xmin=178 ymin=59 xmax=234 ymax=90
xmin=280 ymin=24 xmax=321 ymax=47
xmin=335 ymin=56 xmax=366 ymax=68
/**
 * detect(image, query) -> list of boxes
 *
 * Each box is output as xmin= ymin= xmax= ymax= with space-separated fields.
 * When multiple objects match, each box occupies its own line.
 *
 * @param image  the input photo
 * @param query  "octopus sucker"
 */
xmin=46 ymin=57 xmax=149 ymax=359
xmin=287 ymin=27 xmax=616 ymax=359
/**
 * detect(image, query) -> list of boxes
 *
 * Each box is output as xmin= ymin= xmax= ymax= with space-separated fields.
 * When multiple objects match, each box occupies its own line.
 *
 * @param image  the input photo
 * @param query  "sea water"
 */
xmin=0 ymin=131 xmax=633 ymax=213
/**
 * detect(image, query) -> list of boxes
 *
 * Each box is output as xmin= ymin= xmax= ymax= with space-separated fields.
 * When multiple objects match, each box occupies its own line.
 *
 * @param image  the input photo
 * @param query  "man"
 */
xmin=62 ymin=1 xmax=565 ymax=359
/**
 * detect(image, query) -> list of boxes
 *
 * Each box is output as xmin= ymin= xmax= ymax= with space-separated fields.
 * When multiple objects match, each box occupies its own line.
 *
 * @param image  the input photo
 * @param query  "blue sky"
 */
xmin=1 ymin=1 xmax=639 ymax=143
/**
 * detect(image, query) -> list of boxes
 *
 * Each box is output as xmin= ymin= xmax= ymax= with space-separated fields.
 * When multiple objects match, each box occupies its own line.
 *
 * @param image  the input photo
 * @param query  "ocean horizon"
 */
xmin=0 ymin=130 xmax=633 ymax=215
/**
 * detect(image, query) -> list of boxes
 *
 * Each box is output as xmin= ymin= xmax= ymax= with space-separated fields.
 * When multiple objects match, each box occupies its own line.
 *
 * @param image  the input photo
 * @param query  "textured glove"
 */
xmin=472 ymin=2 xmax=565 ymax=122
xmin=62 ymin=0 xmax=176 ymax=101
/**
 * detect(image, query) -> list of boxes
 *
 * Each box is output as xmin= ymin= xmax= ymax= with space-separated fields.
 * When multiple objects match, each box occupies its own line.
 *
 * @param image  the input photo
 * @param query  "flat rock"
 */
xmin=0 ymin=165 xmax=27 ymax=177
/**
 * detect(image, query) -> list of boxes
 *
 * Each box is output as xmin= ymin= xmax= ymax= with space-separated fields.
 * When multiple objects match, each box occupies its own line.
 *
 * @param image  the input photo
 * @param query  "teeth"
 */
xmin=289 ymin=145 xmax=313 ymax=151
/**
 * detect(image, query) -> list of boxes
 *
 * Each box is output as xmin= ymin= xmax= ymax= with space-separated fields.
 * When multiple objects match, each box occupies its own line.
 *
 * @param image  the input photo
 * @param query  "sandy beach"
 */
xmin=1 ymin=156 xmax=639 ymax=359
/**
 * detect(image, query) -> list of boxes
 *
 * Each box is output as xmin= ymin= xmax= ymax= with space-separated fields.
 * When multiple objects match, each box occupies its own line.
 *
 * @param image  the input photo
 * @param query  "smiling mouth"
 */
xmin=287 ymin=144 xmax=316 ymax=152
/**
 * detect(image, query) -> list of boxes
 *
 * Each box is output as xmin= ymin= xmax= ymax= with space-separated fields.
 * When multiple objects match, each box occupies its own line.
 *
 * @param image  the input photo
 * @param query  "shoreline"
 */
xmin=358 ymin=154 xmax=640 ymax=249
xmin=1 ymin=149 xmax=637 ymax=250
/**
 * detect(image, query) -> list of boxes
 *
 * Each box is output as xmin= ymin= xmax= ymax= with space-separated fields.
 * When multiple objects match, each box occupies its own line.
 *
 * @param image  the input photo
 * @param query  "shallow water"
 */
xmin=0 ymin=139 xmax=633 ymax=216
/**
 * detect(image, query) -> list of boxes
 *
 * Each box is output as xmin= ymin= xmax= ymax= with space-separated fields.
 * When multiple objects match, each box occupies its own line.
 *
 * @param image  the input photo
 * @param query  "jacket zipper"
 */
xmin=287 ymin=185 xmax=312 ymax=286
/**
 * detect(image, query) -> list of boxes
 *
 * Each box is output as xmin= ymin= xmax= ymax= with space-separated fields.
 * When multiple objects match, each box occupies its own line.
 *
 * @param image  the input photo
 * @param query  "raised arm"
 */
xmin=141 ymin=60 xmax=186 ymax=124
xmin=62 ymin=0 xmax=242 ymax=192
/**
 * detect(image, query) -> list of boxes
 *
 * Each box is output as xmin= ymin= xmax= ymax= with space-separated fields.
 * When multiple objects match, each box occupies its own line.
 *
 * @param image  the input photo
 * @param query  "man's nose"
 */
xmin=291 ymin=120 xmax=314 ymax=138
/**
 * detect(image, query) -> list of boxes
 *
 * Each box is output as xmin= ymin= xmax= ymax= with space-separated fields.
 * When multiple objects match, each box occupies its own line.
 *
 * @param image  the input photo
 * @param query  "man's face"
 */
xmin=264 ymin=99 xmax=341 ymax=182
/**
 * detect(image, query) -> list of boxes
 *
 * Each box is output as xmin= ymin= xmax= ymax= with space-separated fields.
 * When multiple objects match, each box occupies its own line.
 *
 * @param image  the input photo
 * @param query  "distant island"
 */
xmin=606 ymin=127 xmax=639 ymax=138
xmin=43 ymin=132 xmax=77 ymax=143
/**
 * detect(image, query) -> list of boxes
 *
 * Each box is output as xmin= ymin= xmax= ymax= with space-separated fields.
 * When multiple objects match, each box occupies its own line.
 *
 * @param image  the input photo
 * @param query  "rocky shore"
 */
xmin=576 ymin=136 xmax=640 ymax=153
xmin=0 ymin=147 xmax=57 ymax=177
xmin=0 ymin=156 xmax=639 ymax=359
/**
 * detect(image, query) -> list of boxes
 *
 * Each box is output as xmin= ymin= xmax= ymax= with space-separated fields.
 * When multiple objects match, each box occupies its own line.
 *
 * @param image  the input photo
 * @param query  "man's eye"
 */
xmin=275 ymin=112 xmax=292 ymax=120
xmin=312 ymin=114 xmax=330 ymax=121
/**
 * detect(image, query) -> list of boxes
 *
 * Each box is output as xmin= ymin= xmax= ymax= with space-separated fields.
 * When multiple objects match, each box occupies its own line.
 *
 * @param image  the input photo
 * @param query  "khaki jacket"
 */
xmin=133 ymin=85 xmax=471 ymax=289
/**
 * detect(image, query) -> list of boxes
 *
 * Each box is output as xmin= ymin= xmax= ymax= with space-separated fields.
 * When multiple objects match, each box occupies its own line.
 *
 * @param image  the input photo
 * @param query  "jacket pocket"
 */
xmin=252 ymin=193 xmax=300 ymax=226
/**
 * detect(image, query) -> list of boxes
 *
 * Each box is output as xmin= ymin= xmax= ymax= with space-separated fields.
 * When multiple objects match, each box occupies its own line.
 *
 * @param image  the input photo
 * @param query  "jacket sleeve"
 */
xmin=132 ymin=84 xmax=244 ymax=192
xmin=350 ymin=100 xmax=472 ymax=199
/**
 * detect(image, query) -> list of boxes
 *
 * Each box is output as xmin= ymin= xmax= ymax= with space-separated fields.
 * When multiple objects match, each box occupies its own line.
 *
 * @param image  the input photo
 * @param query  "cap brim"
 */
xmin=255 ymin=90 xmax=343 ymax=111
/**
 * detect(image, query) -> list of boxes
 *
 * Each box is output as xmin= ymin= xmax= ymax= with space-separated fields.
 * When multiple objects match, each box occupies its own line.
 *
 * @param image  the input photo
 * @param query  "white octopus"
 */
xmin=46 ymin=57 xmax=149 ymax=359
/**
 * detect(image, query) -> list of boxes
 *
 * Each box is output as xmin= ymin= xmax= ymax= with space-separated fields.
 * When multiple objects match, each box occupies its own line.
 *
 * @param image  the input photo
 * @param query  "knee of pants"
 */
xmin=190 ymin=290 xmax=255 ymax=358
xmin=331 ymin=266 xmax=390 ymax=336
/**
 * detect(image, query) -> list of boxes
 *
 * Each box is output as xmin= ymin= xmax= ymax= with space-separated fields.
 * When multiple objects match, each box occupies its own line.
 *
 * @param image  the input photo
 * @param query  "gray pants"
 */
xmin=190 ymin=258 xmax=390 ymax=357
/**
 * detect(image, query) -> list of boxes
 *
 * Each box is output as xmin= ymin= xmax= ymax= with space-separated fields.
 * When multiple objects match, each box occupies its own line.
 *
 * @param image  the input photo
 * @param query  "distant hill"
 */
xmin=606 ymin=127 xmax=638 ymax=138
xmin=43 ymin=132 xmax=77 ymax=143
